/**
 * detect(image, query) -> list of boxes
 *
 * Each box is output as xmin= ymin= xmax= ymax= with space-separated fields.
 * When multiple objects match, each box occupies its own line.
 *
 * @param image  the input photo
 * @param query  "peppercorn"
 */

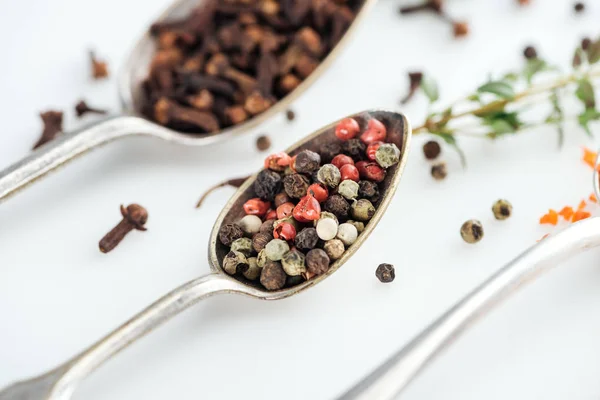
xmin=375 ymin=263 xmax=395 ymax=283
xmin=337 ymin=180 xmax=359 ymax=200
xmin=243 ymin=198 xmax=271 ymax=216
xmin=259 ymin=219 xmax=276 ymax=234
xmin=265 ymin=210 xmax=277 ymax=220
xmin=274 ymin=192 xmax=292 ymax=207
xmin=523 ymin=45 xmax=537 ymax=60
xmin=223 ymin=250 xmax=249 ymax=275
xmin=431 ymin=163 xmax=447 ymax=180
xmin=366 ymin=142 xmax=381 ymax=161
xmin=346 ymin=220 xmax=365 ymax=233
xmin=423 ymin=141 xmax=441 ymax=160
xmin=574 ymin=2 xmax=585 ymax=13
xmin=324 ymin=239 xmax=345 ymax=260
xmin=360 ymin=119 xmax=387 ymax=144
xmin=460 ymin=219 xmax=484 ymax=244
xmin=323 ymin=194 xmax=350 ymax=219
xmin=582 ymin=37 xmax=591 ymax=50
xmin=281 ymin=249 xmax=306 ymax=276
xmin=358 ymin=180 xmax=379 ymax=202
xmin=243 ymin=257 xmax=261 ymax=281
xmin=293 ymin=150 xmax=321 ymax=174
xmin=286 ymin=275 xmax=305 ymax=287
xmin=283 ymin=166 xmax=295 ymax=176
xmin=336 ymin=223 xmax=358 ymax=246
xmin=273 ymin=216 xmax=299 ymax=232
xmin=273 ymin=222 xmax=297 ymax=241
xmin=286 ymin=109 xmax=296 ymax=121
xmin=492 ymin=199 xmax=513 ymax=220
xmin=252 ymin=232 xmax=272 ymax=253
xmin=317 ymin=164 xmax=341 ymax=188
xmin=256 ymin=135 xmax=271 ymax=152
xmin=375 ymin=143 xmax=401 ymax=168
xmin=276 ymin=202 xmax=295 ymax=219
xmin=257 ymin=249 xmax=269 ymax=268
xmin=230 ymin=237 xmax=253 ymax=256
xmin=307 ymin=183 xmax=328 ymax=202
xmin=254 ymin=169 xmax=282 ymax=201
xmin=238 ymin=215 xmax=262 ymax=234
xmin=219 ymin=223 xmax=244 ymax=246
xmin=264 ymin=152 xmax=291 ymax=172
xmin=335 ymin=117 xmax=360 ymax=141
xmin=283 ymin=173 xmax=310 ymax=198
xmin=293 ymin=193 xmax=321 ymax=222
xmin=316 ymin=217 xmax=338 ymax=241
xmin=306 ymin=248 xmax=330 ymax=276
xmin=350 ymin=199 xmax=375 ymax=222
xmin=265 ymin=238 xmax=290 ymax=260
xmin=341 ymin=138 xmax=366 ymax=160
xmin=331 ymin=154 xmax=354 ymax=169
xmin=340 ymin=164 xmax=360 ymax=182
xmin=260 ymin=260 xmax=286 ymax=290
xmin=319 ymin=142 xmax=342 ymax=163
xmin=295 ymin=227 xmax=319 ymax=250
xmin=356 ymin=161 xmax=386 ymax=182
xmin=453 ymin=21 xmax=469 ymax=38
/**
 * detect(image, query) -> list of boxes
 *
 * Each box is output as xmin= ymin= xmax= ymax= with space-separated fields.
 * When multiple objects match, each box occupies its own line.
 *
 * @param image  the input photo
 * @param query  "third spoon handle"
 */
xmin=339 ymin=217 xmax=600 ymax=400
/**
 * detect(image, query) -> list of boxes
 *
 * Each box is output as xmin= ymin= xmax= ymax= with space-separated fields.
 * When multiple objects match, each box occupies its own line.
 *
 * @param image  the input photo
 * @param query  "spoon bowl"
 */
xmin=0 ymin=0 xmax=377 ymax=202
xmin=0 ymin=110 xmax=410 ymax=400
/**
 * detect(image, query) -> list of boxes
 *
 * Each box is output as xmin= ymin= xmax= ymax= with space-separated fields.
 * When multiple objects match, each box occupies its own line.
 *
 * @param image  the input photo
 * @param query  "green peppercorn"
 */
xmin=375 ymin=263 xmax=395 ymax=283
xmin=323 ymin=194 xmax=350 ymax=219
xmin=336 ymin=223 xmax=358 ymax=246
xmin=219 ymin=223 xmax=244 ymax=246
xmin=375 ymin=143 xmax=401 ymax=168
xmin=223 ymin=250 xmax=249 ymax=275
xmin=260 ymin=260 xmax=286 ymax=290
xmin=283 ymin=173 xmax=310 ymax=198
xmin=350 ymin=199 xmax=375 ymax=221
xmin=294 ymin=150 xmax=321 ymax=174
xmin=243 ymin=257 xmax=262 ymax=281
xmin=281 ymin=249 xmax=307 ymax=276
xmin=337 ymin=179 xmax=359 ymax=200
xmin=295 ymin=227 xmax=319 ymax=250
xmin=346 ymin=220 xmax=365 ymax=233
xmin=257 ymin=249 xmax=269 ymax=268
xmin=317 ymin=164 xmax=341 ymax=188
xmin=492 ymin=199 xmax=512 ymax=220
xmin=259 ymin=219 xmax=276 ymax=234
xmin=460 ymin=219 xmax=484 ymax=244
xmin=265 ymin=239 xmax=290 ymax=260
xmin=230 ymin=237 xmax=253 ymax=256
xmin=254 ymin=169 xmax=282 ymax=201
xmin=306 ymin=248 xmax=330 ymax=276
xmin=324 ymin=239 xmax=345 ymax=260
xmin=431 ymin=163 xmax=447 ymax=181
xmin=252 ymin=232 xmax=272 ymax=253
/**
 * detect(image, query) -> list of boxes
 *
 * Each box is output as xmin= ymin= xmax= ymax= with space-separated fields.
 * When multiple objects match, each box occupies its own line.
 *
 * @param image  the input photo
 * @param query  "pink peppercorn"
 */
xmin=335 ymin=118 xmax=360 ymax=140
xmin=360 ymin=119 xmax=387 ymax=144
xmin=264 ymin=152 xmax=292 ymax=171
xmin=265 ymin=209 xmax=277 ymax=220
xmin=243 ymin=198 xmax=271 ymax=216
xmin=366 ymin=142 xmax=382 ymax=161
xmin=340 ymin=164 xmax=359 ymax=182
xmin=273 ymin=222 xmax=297 ymax=241
xmin=293 ymin=193 xmax=321 ymax=222
xmin=331 ymin=154 xmax=354 ymax=169
xmin=276 ymin=202 xmax=295 ymax=219
xmin=307 ymin=183 xmax=329 ymax=203
xmin=356 ymin=161 xmax=386 ymax=182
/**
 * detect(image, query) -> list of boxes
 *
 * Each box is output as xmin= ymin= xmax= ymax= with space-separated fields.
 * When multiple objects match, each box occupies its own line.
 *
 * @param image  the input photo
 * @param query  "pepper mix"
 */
xmin=217 ymin=116 xmax=401 ymax=290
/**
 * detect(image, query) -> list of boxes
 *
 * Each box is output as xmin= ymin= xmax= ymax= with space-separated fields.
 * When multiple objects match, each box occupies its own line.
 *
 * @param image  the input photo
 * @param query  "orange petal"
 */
xmin=537 ymin=233 xmax=550 ymax=242
xmin=590 ymin=193 xmax=598 ymax=203
xmin=583 ymin=147 xmax=597 ymax=169
xmin=539 ymin=209 xmax=558 ymax=225
xmin=578 ymin=200 xmax=587 ymax=210
xmin=572 ymin=210 xmax=591 ymax=222
xmin=558 ymin=206 xmax=574 ymax=220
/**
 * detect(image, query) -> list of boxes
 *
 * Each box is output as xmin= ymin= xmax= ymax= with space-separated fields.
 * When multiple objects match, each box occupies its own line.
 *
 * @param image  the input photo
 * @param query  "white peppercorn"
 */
xmin=313 ymin=211 xmax=338 ymax=226
xmin=230 ymin=237 xmax=253 ymax=256
xmin=281 ymin=249 xmax=306 ymax=276
xmin=238 ymin=215 xmax=262 ymax=234
xmin=317 ymin=164 xmax=341 ymax=188
xmin=223 ymin=251 xmax=248 ymax=275
xmin=316 ymin=217 xmax=338 ymax=241
xmin=337 ymin=179 xmax=359 ymax=200
xmin=336 ymin=223 xmax=358 ymax=246
xmin=350 ymin=199 xmax=375 ymax=221
xmin=375 ymin=143 xmax=400 ymax=168
xmin=243 ymin=257 xmax=262 ymax=281
xmin=324 ymin=239 xmax=345 ymax=260
xmin=265 ymin=239 xmax=290 ymax=260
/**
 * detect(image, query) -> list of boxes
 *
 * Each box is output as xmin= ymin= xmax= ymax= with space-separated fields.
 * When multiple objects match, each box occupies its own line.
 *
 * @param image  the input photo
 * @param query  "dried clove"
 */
xmin=34 ymin=110 xmax=63 ymax=149
xmin=195 ymin=175 xmax=251 ymax=208
xmin=99 ymin=204 xmax=148 ymax=253
xmin=75 ymin=100 xmax=108 ymax=117
xmin=400 ymin=72 xmax=423 ymax=105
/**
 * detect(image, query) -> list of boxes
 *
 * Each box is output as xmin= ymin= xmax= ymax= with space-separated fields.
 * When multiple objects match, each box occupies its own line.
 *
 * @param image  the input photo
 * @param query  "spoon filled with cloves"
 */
xmin=0 ymin=0 xmax=376 ymax=204
xmin=0 ymin=110 xmax=411 ymax=400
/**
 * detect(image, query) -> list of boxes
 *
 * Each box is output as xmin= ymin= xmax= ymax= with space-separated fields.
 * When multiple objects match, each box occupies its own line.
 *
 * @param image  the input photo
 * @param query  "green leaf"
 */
xmin=420 ymin=74 xmax=439 ymax=103
xmin=486 ymin=119 xmax=515 ymax=136
xmin=502 ymin=72 xmax=520 ymax=82
xmin=467 ymin=93 xmax=481 ymax=102
xmin=586 ymin=39 xmax=600 ymax=64
xmin=575 ymin=79 xmax=596 ymax=108
xmin=477 ymin=81 xmax=515 ymax=100
xmin=523 ymin=58 xmax=551 ymax=84
xmin=572 ymin=48 xmax=584 ymax=68
xmin=431 ymin=132 xmax=467 ymax=168
xmin=578 ymin=108 xmax=600 ymax=136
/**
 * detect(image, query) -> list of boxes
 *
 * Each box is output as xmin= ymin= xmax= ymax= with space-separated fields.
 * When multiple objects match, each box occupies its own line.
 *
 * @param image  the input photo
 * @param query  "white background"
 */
xmin=1 ymin=0 xmax=600 ymax=399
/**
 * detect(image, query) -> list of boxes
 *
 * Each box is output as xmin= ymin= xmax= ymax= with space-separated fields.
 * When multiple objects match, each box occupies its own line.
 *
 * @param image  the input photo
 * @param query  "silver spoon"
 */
xmin=0 ymin=0 xmax=376 ymax=204
xmin=337 ymin=150 xmax=600 ymax=400
xmin=0 ymin=110 xmax=411 ymax=400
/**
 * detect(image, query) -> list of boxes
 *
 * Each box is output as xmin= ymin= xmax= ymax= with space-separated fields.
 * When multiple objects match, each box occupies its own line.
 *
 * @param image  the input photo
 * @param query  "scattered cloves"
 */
xmin=400 ymin=72 xmax=423 ymax=105
xmin=75 ymin=100 xmax=108 ymax=117
xmin=99 ymin=204 xmax=148 ymax=253
xmin=195 ymin=175 xmax=251 ymax=208
xmin=34 ymin=110 xmax=63 ymax=149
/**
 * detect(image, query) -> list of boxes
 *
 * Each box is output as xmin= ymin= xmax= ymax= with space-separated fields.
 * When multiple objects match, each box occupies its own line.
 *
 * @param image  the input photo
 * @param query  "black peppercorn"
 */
xmin=254 ymin=169 xmax=282 ymax=201
xmin=252 ymin=232 xmax=273 ymax=253
xmin=259 ymin=219 xmax=276 ymax=234
xmin=523 ymin=45 xmax=537 ymax=60
xmin=283 ymin=173 xmax=310 ymax=198
xmin=295 ymin=227 xmax=319 ymax=250
xmin=323 ymin=194 xmax=350 ymax=219
xmin=274 ymin=192 xmax=291 ymax=207
xmin=358 ymin=180 xmax=380 ymax=202
xmin=319 ymin=142 xmax=342 ymax=163
xmin=574 ymin=2 xmax=585 ymax=13
xmin=375 ymin=263 xmax=395 ymax=283
xmin=256 ymin=135 xmax=271 ymax=152
xmin=260 ymin=260 xmax=287 ymax=290
xmin=286 ymin=109 xmax=296 ymax=121
xmin=219 ymin=223 xmax=244 ymax=246
xmin=422 ymin=140 xmax=441 ymax=160
xmin=306 ymin=248 xmax=330 ymax=276
xmin=341 ymin=138 xmax=366 ymax=160
xmin=293 ymin=150 xmax=321 ymax=174
xmin=286 ymin=274 xmax=305 ymax=287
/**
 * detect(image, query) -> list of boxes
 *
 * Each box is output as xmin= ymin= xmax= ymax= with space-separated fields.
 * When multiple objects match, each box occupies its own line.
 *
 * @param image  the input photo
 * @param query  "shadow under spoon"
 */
xmin=0 ymin=109 xmax=411 ymax=400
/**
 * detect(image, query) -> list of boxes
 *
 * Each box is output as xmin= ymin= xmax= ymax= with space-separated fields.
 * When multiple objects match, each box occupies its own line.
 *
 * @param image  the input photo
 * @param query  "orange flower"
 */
xmin=572 ymin=210 xmax=591 ymax=222
xmin=583 ymin=147 xmax=597 ymax=169
xmin=539 ymin=209 xmax=558 ymax=225
xmin=590 ymin=193 xmax=598 ymax=203
xmin=558 ymin=206 xmax=574 ymax=220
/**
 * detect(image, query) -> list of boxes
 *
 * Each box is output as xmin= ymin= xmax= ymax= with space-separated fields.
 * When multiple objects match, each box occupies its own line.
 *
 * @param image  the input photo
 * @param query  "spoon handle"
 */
xmin=0 ymin=115 xmax=156 ymax=204
xmin=0 ymin=273 xmax=242 ymax=400
xmin=338 ymin=217 xmax=600 ymax=400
